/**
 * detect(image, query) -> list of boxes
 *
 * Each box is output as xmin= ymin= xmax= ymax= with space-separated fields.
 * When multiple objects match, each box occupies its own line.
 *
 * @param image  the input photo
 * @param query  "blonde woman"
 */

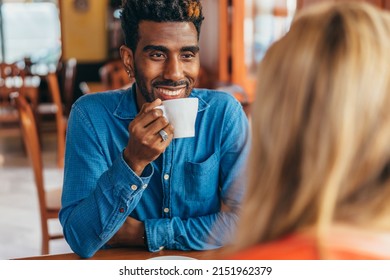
xmin=230 ymin=2 xmax=390 ymax=259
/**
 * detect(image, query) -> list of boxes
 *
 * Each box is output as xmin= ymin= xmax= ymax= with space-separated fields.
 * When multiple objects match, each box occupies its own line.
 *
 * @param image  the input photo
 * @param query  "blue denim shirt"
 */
xmin=59 ymin=85 xmax=249 ymax=258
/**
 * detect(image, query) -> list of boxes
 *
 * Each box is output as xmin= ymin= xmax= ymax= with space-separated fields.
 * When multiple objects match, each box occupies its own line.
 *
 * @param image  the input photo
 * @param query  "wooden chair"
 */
xmin=57 ymin=58 xmax=77 ymax=116
xmin=63 ymin=58 xmax=77 ymax=116
xmin=13 ymin=92 xmax=63 ymax=255
xmin=36 ymin=72 xmax=66 ymax=168
xmin=99 ymin=60 xmax=133 ymax=90
xmin=0 ymin=63 xmax=39 ymax=134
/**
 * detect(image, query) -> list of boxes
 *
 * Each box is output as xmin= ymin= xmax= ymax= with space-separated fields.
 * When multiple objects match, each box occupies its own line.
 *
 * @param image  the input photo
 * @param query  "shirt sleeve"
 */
xmin=144 ymin=100 xmax=250 ymax=252
xmin=59 ymin=104 xmax=153 ymax=258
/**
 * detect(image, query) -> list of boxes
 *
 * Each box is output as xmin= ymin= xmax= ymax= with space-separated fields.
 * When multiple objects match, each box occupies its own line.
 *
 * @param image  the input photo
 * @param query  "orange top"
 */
xmin=228 ymin=231 xmax=390 ymax=260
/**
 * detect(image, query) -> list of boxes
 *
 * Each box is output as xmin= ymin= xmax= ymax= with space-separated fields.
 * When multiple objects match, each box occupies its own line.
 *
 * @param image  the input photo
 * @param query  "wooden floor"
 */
xmin=0 ymin=125 xmax=72 ymax=259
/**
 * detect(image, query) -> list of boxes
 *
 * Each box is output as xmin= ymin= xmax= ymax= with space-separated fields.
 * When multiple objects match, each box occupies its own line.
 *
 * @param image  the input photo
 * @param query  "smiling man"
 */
xmin=59 ymin=0 xmax=249 ymax=258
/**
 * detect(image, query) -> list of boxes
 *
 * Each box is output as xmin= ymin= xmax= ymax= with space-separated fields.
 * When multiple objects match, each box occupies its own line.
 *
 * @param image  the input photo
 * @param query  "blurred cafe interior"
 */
xmin=0 ymin=0 xmax=389 ymax=259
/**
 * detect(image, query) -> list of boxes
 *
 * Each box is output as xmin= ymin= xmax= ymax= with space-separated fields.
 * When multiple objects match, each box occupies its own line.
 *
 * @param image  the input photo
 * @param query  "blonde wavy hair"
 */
xmin=233 ymin=1 xmax=390 ymax=252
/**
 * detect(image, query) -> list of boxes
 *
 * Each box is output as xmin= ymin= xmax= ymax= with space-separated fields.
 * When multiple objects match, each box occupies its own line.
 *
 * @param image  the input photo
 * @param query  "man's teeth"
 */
xmin=159 ymin=88 xmax=182 ymax=96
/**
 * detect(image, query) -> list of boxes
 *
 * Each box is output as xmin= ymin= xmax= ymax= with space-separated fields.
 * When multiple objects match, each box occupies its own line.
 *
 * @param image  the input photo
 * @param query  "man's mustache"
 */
xmin=152 ymin=80 xmax=189 ymax=87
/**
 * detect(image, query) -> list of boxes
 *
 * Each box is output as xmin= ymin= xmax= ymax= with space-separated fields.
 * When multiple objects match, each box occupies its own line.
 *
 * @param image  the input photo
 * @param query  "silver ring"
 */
xmin=158 ymin=129 xmax=169 ymax=142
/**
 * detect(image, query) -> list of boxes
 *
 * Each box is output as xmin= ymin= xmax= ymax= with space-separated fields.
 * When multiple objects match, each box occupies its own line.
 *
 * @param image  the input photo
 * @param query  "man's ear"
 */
xmin=120 ymin=45 xmax=135 ymax=77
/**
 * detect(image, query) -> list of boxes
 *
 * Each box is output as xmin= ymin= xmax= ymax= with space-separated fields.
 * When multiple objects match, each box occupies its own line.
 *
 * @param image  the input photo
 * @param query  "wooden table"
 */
xmin=15 ymin=247 xmax=226 ymax=260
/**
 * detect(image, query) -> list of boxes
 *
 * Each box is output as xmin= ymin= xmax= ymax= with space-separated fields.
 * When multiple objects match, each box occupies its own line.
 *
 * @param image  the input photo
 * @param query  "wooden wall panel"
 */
xmin=383 ymin=0 xmax=390 ymax=9
xmin=59 ymin=0 xmax=108 ymax=62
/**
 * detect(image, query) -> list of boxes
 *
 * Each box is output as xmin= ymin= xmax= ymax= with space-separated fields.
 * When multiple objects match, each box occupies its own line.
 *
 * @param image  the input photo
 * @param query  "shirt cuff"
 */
xmin=144 ymin=218 xmax=172 ymax=252
xmin=106 ymin=151 xmax=154 ymax=199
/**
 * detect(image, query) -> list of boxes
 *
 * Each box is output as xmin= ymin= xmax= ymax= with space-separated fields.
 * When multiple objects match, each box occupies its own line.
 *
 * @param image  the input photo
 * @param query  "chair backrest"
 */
xmin=0 ymin=63 xmax=40 ymax=127
xmin=13 ymin=93 xmax=49 ymax=238
xmin=46 ymin=72 xmax=66 ymax=167
xmin=1 ymin=62 xmax=40 ymax=109
xmin=0 ymin=63 xmax=26 ymax=107
xmin=99 ymin=60 xmax=133 ymax=90
xmin=46 ymin=72 xmax=64 ymax=119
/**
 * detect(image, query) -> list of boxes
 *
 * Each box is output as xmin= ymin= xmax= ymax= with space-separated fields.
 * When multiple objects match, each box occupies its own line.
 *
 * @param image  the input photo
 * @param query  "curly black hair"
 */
xmin=120 ymin=0 xmax=204 ymax=52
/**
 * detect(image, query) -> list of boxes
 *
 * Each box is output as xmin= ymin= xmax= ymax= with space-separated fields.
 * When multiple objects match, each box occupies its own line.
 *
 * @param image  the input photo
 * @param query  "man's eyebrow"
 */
xmin=142 ymin=45 xmax=200 ymax=53
xmin=181 ymin=46 xmax=200 ymax=53
xmin=143 ymin=45 xmax=169 ymax=52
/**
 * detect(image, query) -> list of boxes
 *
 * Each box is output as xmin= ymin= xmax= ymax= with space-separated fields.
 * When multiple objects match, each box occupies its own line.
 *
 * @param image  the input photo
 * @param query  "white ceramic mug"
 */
xmin=155 ymin=98 xmax=198 ymax=139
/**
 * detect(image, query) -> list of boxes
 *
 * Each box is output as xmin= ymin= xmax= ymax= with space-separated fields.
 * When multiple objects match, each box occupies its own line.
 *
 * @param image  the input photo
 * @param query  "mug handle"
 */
xmin=154 ymin=105 xmax=168 ymax=120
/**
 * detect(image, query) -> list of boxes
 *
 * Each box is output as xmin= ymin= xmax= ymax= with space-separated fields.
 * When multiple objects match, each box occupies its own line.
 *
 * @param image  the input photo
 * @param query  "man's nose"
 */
xmin=163 ymin=57 xmax=184 ymax=81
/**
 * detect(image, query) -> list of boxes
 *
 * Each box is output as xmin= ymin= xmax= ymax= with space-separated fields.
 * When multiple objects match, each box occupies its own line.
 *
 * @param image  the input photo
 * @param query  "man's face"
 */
xmin=122 ymin=21 xmax=200 ymax=106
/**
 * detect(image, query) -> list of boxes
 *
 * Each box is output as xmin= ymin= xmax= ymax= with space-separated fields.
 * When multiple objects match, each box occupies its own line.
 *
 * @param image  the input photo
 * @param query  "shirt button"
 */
xmin=163 ymin=174 xmax=169 ymax=180
xmin=131 ymin=185 xmax=138 ymax=191
xmin=159 ymin=246 xmax=164 ymax=251
xmin=142 ymin=184 xmax=148 ymax=189
xmin=163 ymin=208 xmax=170 ymax=213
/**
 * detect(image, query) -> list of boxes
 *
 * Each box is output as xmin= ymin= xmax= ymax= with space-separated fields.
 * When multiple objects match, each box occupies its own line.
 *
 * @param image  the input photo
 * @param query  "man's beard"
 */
xmin=134 ymin=68 xmax=154 ymax=103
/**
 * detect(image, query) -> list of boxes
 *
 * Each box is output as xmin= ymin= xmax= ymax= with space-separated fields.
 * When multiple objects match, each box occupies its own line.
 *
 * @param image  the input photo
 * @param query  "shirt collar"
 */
xmin=113 ymin=83 xmax=209 ymax=120
xmin=113 ymin=84 xmax=139 ymax=120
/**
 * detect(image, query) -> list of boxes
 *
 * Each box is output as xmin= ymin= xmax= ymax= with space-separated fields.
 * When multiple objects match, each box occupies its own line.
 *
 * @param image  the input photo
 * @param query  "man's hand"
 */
xmin=123 ymin=99 xmax=174 ymax=175
xmin=107 ymin=217 xmax=146 ymax=247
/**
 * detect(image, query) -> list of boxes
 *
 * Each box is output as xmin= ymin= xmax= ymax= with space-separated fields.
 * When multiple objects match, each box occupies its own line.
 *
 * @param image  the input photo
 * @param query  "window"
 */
xmin=229 ymin=0 xmax=297 ymax=99
xmin=0 ymin=1 xmax=61 ymax=64
xmin=244 ymin=0 xmax=296 ymax=75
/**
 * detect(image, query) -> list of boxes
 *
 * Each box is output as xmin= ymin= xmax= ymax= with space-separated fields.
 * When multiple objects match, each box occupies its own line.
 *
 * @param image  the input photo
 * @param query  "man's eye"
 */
xmin=181 ymin=53 xmax=195 ymax=59
xmin=150 ymin=53 xmax=165 ymax=59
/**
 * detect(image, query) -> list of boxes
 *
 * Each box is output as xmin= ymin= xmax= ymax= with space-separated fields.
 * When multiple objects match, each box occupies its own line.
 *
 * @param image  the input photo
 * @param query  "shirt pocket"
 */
xmin=184 ymin=152 xmax=219 ymax=202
